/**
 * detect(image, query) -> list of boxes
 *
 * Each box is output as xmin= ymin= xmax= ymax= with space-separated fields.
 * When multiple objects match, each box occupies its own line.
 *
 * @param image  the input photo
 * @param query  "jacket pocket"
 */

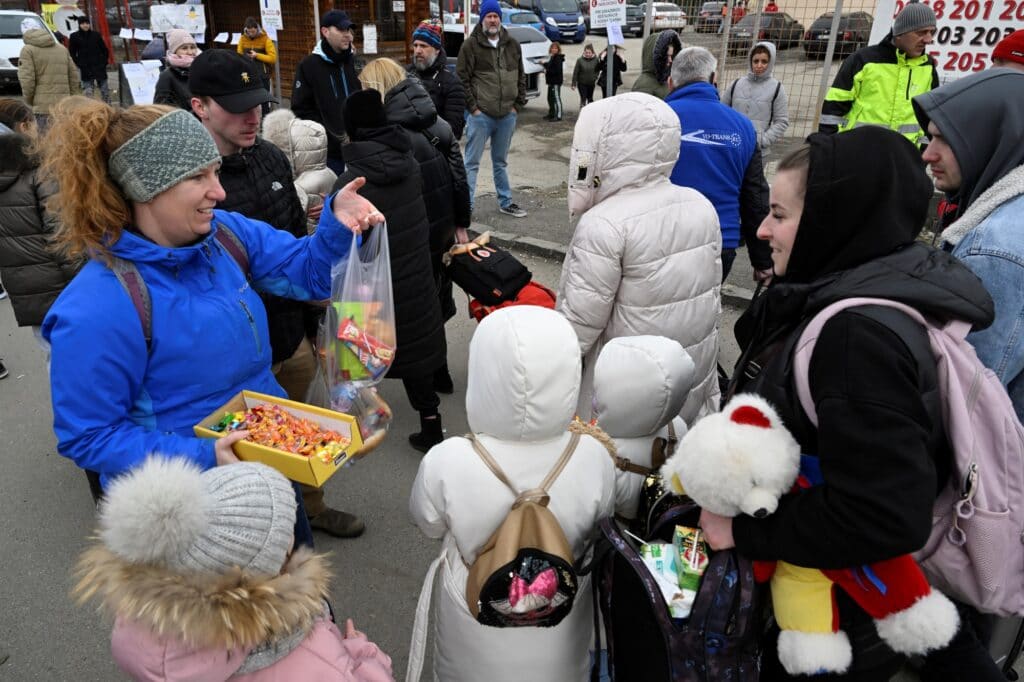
xmin=238 ymin=299 xmax=262 ymax=355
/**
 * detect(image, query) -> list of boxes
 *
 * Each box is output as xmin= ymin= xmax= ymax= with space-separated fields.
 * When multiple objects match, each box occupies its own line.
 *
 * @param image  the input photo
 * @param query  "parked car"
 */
xmin=727 ymin=11 xmax=803 ymax=55
xmin=0 ymin=10 xmax=55 ymax=90
xmin=442 ymin=22 xmax=551 ymax=98
xmin=517 ymin=0 xmax=585 ymax=42
xmin=503 ymin=7 xmax=544 ymax=32
xmin=694 ymin=1 xmax=724 ymax=32
xmin=584 ymin=2 xmax=643 ymax=36
xmin=637 ymin=2 xmax=687 ymax=30
xmin=803 ymin=11 xmax=873 ymax=59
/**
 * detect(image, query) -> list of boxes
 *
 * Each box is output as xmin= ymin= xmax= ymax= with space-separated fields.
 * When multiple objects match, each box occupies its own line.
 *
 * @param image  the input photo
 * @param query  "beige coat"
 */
xmin=18 ymin=29 xmax=80 ymax=114
xmin=557 ymin=92 xmax=722 ymax=425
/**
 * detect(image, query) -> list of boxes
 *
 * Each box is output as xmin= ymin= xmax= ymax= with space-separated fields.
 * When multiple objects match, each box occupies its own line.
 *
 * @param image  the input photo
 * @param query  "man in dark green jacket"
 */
xmin=819 ymin=1 xmax=938 ymax=147
xmin=456 ymin=0 xmax=528 ymax=217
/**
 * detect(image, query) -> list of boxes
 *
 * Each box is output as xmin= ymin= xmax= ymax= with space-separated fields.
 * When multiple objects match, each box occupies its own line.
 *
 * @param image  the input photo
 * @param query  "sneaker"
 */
xmin=0 ymin=360 xmax=7 ymax=380
xmin=308 ymin=508 xmax=366 ymax=538
xmin=498 ymin=203 xmax=528 ymax=218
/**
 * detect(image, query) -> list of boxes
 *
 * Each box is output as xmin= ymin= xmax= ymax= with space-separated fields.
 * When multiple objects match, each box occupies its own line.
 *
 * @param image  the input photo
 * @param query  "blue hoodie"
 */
xmin=43 ymin=199 xmax=354 ymax=488
xmin=665 ymin=81 xmax=758 ymax=250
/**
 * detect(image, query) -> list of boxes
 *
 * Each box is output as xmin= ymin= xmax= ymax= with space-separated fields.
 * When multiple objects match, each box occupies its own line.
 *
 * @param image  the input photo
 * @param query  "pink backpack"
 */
xmin=793 ymin=297 xmax=1024 ymax=617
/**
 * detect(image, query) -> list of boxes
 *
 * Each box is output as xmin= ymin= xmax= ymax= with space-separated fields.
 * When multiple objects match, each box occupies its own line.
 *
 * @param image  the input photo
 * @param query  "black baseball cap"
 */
xmin=321 ymin=9 xmax=354 ymax=30
xmin=188 ymin=50 xmax=274 ymax=114
xmin=77 ymin=15 xmax=90 ymax=25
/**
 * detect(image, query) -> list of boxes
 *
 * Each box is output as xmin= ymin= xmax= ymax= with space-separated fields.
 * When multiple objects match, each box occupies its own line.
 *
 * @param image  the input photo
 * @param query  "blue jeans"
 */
xmin=464 ymin=110 xmax=517 ymax=209
xmin=81 ymin=77 xmax=109 ymax=103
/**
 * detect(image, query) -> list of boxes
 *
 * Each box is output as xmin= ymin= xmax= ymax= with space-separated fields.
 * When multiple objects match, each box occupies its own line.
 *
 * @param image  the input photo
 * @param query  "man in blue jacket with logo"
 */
xmin=665 ymin=46 xmax=771 ymax=282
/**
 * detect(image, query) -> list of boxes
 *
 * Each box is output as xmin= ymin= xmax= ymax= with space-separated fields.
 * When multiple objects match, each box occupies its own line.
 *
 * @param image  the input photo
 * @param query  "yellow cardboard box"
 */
xmin=194 ymin=391 xmax=364 ymax=488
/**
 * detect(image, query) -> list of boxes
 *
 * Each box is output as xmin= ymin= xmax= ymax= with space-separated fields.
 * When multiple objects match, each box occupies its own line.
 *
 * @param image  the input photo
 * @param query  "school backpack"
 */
xmin=793 ymin=297 xmax=1024 ymax=617
xmin=446 ymin=235 xmax=532 ymax=306
xmin=468 ymin=280 xmax=556 ymax=322
xmin=593 ymin=498 xmax=763 ymax=681
xmin=464 ymin=432 xmax=581 ymax=627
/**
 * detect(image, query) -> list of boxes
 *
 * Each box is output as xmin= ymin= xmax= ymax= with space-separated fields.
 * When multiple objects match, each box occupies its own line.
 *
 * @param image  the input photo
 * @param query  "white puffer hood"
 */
xmin=568 ymin=92 xmax=681 ymax=218
xmin=261 ymin=109 xmax=329 ymax=176
xmin=466 ymin=306 xmax=581 ymax=441
xmin=593 ymin=336 xmax=695 ymax=438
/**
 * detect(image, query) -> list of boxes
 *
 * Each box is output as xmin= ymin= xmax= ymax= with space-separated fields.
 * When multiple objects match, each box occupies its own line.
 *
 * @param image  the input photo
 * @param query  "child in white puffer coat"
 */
xmin=262 ymin=109 xmax=338 ymax=234
xmin=590 ymin=335 xmax=695 ymax=520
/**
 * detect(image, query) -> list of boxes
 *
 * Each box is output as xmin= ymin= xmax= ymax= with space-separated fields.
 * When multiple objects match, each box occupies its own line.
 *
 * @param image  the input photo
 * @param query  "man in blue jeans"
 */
xmin=456 ymin=0 xmax=529 ymax=217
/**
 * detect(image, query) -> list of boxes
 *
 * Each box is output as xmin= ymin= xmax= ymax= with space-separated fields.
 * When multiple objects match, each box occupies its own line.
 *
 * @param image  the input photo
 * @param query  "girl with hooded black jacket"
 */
xmin=333 ymin=88 xmax=447 ymax=453
xmin=702 ymin=127 xmax=996 ymax=680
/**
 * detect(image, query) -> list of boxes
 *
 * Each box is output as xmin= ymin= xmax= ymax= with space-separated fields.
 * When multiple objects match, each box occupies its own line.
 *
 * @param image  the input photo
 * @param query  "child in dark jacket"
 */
xmin=596 ymin=47 xmax=626 ymax=99
xmin=572 ymin=44 xmax=600 ymax=108
xmin=544 ymin=42 xmax=565 ymax=121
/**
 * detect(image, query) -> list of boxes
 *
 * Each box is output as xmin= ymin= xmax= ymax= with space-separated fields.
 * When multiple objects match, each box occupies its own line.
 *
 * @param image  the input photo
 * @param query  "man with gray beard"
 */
xmin=407 ymin=19 xmax=465 ymax=139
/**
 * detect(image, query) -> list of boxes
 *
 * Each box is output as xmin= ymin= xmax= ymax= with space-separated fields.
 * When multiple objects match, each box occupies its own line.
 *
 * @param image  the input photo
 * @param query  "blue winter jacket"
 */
xmin=42 ymin=198 xmax=355 ymax=489
xmin=665 ymin=81 xmax=758 ymax=250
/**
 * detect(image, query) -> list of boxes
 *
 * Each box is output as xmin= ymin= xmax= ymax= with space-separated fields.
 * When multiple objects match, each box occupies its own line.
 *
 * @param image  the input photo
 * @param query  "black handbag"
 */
xmin=446 ymin=237 xmax=532 ymax=306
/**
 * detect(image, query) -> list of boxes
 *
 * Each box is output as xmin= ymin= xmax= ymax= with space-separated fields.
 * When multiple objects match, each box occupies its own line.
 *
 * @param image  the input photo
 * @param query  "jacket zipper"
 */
xmin=238 ymin=299 xmax=262 ymax=354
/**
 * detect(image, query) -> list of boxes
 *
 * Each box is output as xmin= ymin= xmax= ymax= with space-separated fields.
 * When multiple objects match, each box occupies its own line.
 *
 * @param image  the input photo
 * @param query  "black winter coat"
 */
xmin=0 ymin=134 xmax=79 ymax=327
xmin=68 ymin=28 xmax=108 ymax=81
xmin=333 ymin=126 xmax=445 ymax=379
xmin=153 ymin=66 xmax=192 ymax=112
xmin=217 ymin=140 xmax=310 ymax=363
xmin=544 ymin=53 xmax=564 ymax=86
xmin=383 ymin=79 xmax=471 ymax=266
xmin=407 ymin=52 xmax=466 ymax=139
xmin=292 ymin=40 xmax=362 ymax=164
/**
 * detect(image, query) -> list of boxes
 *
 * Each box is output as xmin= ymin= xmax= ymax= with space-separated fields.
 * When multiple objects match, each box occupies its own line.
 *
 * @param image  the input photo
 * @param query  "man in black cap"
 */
xmin=68 ymin=16 xmax=109 ymax=103
xmin=189 ymin=49 xmax=366 ymax=539
xmin=292 ymin=10 xmax=362 ymax=174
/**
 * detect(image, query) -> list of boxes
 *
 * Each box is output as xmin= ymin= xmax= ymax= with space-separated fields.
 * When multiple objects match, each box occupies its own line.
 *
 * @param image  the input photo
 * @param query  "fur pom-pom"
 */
xmin=875 ymin=590 xmax=960 ymax=655
xmin=777 ymin=629 xmax=852 ymax=675
xmin=260 ymin=108 xmax=297 ymax=155
xmin=99 ymin=456 xmax=211 ymax=565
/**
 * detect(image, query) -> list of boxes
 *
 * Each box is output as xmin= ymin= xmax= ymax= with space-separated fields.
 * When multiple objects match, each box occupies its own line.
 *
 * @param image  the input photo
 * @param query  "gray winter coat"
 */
xmin=721 ymin=41 xmax=789 ymax=151
xmin=0 ymin=134 xmax=79 ymax=327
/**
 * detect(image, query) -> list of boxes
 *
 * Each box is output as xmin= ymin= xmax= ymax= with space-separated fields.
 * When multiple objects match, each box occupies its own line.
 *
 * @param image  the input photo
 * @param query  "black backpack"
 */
xmin=592 ymin=498 xmax=763 ymax=681
xmin=446 ymin=238 xmax=531 ymax=306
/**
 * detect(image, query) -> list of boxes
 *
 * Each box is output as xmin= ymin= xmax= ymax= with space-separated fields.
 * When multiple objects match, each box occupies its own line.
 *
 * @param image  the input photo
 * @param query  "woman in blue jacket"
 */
xmin=39 ymin=99 xmax=380 ymax=522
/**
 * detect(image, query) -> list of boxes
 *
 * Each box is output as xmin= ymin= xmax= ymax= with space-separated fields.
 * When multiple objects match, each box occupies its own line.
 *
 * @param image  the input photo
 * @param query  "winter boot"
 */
xmin=409 ymin=413 xmax=444 ymax=453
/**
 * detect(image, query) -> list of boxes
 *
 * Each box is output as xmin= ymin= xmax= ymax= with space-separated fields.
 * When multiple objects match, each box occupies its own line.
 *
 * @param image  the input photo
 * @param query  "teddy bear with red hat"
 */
xmin=661 ymin=394 xmax=960 ymax=675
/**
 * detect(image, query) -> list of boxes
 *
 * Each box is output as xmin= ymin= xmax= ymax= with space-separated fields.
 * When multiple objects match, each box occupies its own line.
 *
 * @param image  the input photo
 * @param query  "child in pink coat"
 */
xmin=73 ymin=457 xmax=394 ymax=682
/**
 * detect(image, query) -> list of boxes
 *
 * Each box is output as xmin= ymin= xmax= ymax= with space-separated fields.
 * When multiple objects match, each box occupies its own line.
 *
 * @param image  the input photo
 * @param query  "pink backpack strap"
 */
xmin=793 ymin=297 xmax=927 ymax=426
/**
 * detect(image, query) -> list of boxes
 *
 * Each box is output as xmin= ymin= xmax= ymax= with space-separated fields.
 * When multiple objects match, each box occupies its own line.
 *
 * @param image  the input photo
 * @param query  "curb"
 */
xmin=468 ymin=223 xmax=756 ymax=308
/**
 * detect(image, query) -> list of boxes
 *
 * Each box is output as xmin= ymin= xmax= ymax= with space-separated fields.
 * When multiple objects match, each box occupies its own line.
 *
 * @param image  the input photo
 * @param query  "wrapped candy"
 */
xmin=337 ymin=316 xmax=394 ymax=380
xmin=210 ymin=404 xmax=351 ymax=462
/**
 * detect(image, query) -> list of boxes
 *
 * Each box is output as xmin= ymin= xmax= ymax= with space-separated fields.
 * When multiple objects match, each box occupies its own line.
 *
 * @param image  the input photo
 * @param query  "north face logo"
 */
xmin=271 ymin=181 xmax=283 ymax=191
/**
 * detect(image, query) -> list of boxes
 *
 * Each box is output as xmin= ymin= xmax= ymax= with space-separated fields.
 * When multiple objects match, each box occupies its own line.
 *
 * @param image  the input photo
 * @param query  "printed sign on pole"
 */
xmin=260 ymin=0 xmax=284 ymax=30
xmin=870 ymin=0 xmax=1019 ymax=83
xmin=590 ymin=0 xmax=626 ymax=29
xmin=150 ymin=4 xmax=206 ymax=33
xmin=607 ymin=21 xmax=625 ymax=44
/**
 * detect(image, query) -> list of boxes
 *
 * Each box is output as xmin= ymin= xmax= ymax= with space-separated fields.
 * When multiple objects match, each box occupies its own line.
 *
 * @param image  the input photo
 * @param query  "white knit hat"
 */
xmin=99 ymin=457 xmax=297 ymax=576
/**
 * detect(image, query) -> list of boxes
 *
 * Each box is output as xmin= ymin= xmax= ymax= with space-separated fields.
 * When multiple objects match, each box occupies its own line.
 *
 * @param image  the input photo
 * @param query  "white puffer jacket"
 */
xmin=408 ymin=306 xmax=617 ymax=682
xmin=557 ymin=92 xmax=722 ymax=425
xmin=592 ymin=336 xmax=694 ymax=519
xmin=261 ymin=109 xmax=337 ymax=233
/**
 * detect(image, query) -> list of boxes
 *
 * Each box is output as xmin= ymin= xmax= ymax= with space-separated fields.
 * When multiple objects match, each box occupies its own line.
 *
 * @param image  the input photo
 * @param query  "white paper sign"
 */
xmin=263 ymin=24 xmax=277 ymax=40
xmin=193 ymin=32 xmax=205 ymax=44
xmin=363 ymin=24 xmax=378 ymax=53
xmin=134 ymin=28 xmax=153 ymax=41
xmin=118 ymin=27 xmax=133 ymax=39
xmin=870 ymin=0 xmax=1020 ymax=84
xmin=214 ymin=31 xmax=229 ymax=43
xmin=231 ymin=32 xmax=242 ymax=44
xmin=121 ymin=60 xmax=162 ymax=104
xmin=590 ymin=0 xmax=626 ymax=30
xmin=393 ymin=0 xmax=406 ymax=11
xmin=149 ymin=4 xmax=206 ymax=33
xmin=607 ymin=21 xmax=624 ymax=45
xmin=260 ymin=0 xmax=283 ymax=30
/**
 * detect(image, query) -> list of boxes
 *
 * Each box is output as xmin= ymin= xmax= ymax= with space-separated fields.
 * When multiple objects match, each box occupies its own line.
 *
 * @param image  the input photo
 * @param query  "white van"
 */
xmin=0 ymin=10 xmax=56 ymax=89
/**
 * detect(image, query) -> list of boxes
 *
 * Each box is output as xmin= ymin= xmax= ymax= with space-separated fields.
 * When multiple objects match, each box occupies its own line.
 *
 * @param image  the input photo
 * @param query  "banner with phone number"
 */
xmin=870 ymin=0 xmax=1018 ymax=83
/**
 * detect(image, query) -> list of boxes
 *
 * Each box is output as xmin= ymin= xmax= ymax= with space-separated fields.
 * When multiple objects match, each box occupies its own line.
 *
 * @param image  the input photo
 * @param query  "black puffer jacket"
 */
xmin=383 ymin=79 xmax=471 ymax=266
xmin=217 ymin=140 xmax=309 ymax=363
xmin=728 ymin=128 xmax=994 ymax=673
xmin=67 ymin=28 xmax=108 ymax=81
xmin=292 ymin=40 xmax=363 ymax=163
xmin=333 ymin=125 xmax=445 ymax=379
xmin=153 ymin=66 xmax=192 ymax=111
xmin=407 ymin=50 xmax=466 ymax=139
xmin=0 ymin=134 xmax=79 ymax=327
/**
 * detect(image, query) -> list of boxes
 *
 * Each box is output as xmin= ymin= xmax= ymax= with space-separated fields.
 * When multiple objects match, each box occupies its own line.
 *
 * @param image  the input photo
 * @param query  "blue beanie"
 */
xmin=480 ymin=0 xmax=502 ymax=19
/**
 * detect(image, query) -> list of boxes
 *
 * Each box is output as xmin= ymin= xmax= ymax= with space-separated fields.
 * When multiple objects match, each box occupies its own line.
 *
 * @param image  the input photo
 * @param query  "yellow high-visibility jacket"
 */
xmin=819 ymin=34 xmax=938 ymax=145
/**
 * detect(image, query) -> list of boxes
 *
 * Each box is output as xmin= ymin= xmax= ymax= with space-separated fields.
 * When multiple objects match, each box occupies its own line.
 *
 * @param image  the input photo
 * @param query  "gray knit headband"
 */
xmin=108 ymin=109 xmax=221 ymax=203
